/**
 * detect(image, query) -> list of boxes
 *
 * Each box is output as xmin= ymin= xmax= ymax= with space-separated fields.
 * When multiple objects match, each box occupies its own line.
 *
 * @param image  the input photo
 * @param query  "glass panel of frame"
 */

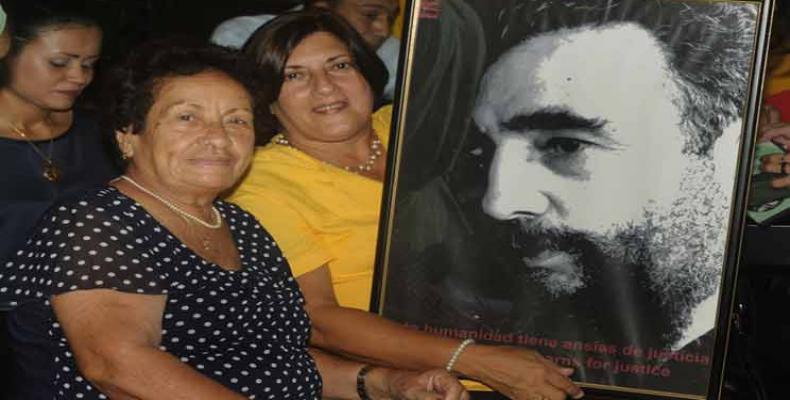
xmin=374 ymin=0 xmax=774 ymax=398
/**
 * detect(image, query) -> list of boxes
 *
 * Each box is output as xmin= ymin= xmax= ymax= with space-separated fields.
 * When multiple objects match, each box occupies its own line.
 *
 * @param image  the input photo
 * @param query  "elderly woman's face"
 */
xmin=125 ymin=70 xmax=255 ymax=194
xmin=272 ymin=31 xmax=374 ymax=143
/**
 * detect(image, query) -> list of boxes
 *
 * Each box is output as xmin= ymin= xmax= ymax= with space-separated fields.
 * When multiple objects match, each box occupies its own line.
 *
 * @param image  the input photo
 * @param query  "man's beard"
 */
xmin=488 ymin=161 xmax=727 ymax=351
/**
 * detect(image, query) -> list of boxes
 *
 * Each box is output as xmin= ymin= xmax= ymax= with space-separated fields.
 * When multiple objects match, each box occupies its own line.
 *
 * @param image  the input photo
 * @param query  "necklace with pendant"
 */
xmin=118 ymin=175 xmax=221 ymax=254
xmin=13 ymin=125 xmax=60 ymax=182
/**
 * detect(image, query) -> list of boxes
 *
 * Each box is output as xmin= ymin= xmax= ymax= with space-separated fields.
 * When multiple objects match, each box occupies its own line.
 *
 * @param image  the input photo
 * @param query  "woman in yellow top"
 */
xmin=228 ymin=10 xmax=584 ymax=400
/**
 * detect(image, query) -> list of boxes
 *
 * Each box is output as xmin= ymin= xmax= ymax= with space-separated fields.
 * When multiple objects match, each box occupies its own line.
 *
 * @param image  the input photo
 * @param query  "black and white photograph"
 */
xmin=375 ymin=0 xmax=770 ymax=397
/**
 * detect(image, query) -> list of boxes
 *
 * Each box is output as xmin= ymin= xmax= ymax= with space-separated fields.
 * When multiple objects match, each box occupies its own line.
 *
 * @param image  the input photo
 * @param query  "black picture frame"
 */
xmin=373 ymin=0 xmax=774 ymax=398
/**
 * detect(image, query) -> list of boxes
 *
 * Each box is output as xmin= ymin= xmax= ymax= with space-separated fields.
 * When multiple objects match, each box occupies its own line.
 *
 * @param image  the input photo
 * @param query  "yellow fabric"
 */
xmin=766 ymin=53 xmax=790 ymax=97
xmin=227 ymin=106 xmax=392 ymax=310
xmin=392 ymin=0 xmax=406 ymax=38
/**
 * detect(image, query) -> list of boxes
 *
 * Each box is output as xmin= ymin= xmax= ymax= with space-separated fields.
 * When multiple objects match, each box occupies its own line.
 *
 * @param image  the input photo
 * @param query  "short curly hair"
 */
xmin=103 ymin=38 xmax=262 ymax=161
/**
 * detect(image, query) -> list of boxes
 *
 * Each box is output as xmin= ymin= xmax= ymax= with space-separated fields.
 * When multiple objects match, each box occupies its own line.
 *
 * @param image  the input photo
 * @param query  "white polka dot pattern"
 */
xmin=0 ymin=187 xmax=322 ymax=399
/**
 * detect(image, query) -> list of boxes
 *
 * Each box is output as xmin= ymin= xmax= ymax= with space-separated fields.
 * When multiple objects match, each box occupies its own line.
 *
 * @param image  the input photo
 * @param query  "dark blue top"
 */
xmin=1 ymin=187 xmax=322 ymax=399
xmin=0 ymin=110 xmax=119 ymax=266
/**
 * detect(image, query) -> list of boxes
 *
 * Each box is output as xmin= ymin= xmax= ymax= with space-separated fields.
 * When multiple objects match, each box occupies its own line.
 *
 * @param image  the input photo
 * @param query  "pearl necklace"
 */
xmin=274 ymin=133 xmax=382 ymax=173
xmin=119 ymin=175 xmax=222 ymax=230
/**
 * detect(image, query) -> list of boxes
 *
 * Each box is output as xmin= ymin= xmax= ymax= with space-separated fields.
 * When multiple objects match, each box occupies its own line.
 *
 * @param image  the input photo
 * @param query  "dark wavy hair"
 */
xmin=242 ymin=9 xmax=388 ymax=143
xmin=488 ymin=0 xmax=757 ymax=157
xmin=102 ymin=38 xmax=262 ymax=162
xmin=0 ymin=1 xmax=101 ymax=86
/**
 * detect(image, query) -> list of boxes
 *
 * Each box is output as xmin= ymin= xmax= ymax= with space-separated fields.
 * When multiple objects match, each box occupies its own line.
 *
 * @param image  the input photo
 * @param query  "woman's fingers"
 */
xmin=425 ymin=370 xmax=467 ymax=400
xmin=535 ymin=357 xmax=583 ymax=398
xmin=542 ymin=367 xmax=582 ymax=398
xmin=391 ymin=369 xmax=468 ymax=400
xmin=472 ymin=345 xmax=584 ymax=400
xmin=536 ymin=384 xmax=570 ymax=400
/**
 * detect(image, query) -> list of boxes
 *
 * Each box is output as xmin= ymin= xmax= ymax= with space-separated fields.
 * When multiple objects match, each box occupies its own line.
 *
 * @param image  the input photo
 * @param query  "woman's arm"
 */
xmin=52 ymin=289 xmax=246 ymax=400
xmin=310 ymin=347 xmax=467 ymax=400
xmin=299 ymin=265 xmax=583 ymax=400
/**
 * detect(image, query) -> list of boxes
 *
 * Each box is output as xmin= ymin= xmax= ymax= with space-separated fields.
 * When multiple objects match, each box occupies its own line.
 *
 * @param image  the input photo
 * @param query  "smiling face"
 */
xmin=121 ymin=70 xmax=255 ymax=198
xmin=473 ymin=23 xmax=725 ymax=346
xmin=272 ymin=31 xmax=374 ymax=145
xmin=5 ymin=24 xmax=101 ymax=111
xmin=332 ymin=0 xmax=399 ymax=50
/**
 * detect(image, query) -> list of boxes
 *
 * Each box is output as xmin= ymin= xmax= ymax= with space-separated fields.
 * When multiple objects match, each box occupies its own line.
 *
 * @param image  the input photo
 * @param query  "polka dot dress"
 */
xmin=0 ymin=186 xmax=322 ymax=399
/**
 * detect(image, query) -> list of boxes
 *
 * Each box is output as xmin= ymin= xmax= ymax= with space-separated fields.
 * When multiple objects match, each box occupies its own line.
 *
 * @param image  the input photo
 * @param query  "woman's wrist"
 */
xmin=449 ymin=341 xmax=488 ymax=380
xmin=445 ymin=338 xmax=475 ymax=373
xmin=358 ymin=366 xmax=393 ymax=399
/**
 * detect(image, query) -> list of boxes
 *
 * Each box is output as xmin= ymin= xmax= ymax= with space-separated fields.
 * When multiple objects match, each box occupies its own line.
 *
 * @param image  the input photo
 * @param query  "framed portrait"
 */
xmin=373 ymin=0 xmax=774 ymax=398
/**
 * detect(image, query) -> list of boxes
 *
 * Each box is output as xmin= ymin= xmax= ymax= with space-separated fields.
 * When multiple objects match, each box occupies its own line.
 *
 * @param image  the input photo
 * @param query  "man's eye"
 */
xmin=178 ymin=114 xmax=195 ymax=122
xmin=334 ymin=61 xmax=352 ymax=70
xmin=540 ymin=137 xmax=592 ymax=155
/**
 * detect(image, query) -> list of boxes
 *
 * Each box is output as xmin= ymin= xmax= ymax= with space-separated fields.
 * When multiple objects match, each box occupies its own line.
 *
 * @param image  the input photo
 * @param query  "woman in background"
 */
xmin=0 ymin=2 xmax=117 ymax=265
xmin=229 ymin=11 xmax=584 ymax=400
xmin=0 ymin=3 xmax=117 ymax=397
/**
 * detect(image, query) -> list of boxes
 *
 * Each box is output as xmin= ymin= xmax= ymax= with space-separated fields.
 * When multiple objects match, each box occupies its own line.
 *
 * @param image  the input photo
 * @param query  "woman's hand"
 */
xmin=457 ymin=344 xmax=584 ymax=400
xmin=368 ymin=368 xmax=469 ymax=400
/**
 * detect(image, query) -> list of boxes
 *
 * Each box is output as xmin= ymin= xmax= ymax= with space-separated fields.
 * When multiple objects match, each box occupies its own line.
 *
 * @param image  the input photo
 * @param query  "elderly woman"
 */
xmin=228 ymin=10 xmax=584 ymax=400
xmin=0 ymin=40 xmax=466 ymax=399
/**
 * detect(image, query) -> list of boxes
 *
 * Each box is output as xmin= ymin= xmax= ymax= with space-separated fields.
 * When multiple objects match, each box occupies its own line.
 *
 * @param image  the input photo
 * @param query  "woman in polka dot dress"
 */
xmin=0 ymin=40 xmax=466 ymax=399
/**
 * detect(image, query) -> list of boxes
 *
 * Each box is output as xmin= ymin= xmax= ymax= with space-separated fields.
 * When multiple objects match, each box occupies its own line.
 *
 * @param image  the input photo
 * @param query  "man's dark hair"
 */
xmin=103 ymin=38 xmax=261 ymax=163
xmin=242 ymin=9 xmax=388 ymax=143
xmin=490 ymin=0 xmax=757 ymax=157
xmin=0 ymin=1 xmax=101 ymax=86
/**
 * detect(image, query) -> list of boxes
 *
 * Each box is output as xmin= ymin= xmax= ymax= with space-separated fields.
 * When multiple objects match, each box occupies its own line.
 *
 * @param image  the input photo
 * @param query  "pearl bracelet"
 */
xmin=445 ymin=338 xmax=475 ymax=372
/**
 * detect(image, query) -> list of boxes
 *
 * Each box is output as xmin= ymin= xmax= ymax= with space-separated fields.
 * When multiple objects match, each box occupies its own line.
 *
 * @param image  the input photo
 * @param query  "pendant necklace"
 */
xmin=13 ymin=125 xmax=60 ymax=182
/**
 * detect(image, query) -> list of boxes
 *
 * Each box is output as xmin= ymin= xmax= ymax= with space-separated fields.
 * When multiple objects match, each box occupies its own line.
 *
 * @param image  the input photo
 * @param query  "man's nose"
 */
xmin=482 ymin=137 xmax=551 ymax=220
xmin=370 ymin=15 xmax=391 ymax=39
